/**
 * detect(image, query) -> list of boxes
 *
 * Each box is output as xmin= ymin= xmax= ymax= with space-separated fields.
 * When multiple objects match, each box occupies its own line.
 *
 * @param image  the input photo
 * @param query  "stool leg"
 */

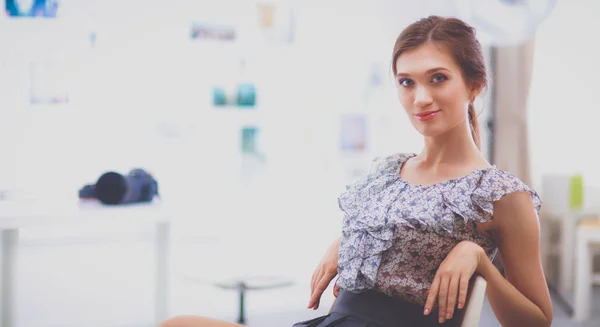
xmin=155 ymin=221 xmax=170 ymax=326
xmin=237 ymin=285 xmax=246 ymax=325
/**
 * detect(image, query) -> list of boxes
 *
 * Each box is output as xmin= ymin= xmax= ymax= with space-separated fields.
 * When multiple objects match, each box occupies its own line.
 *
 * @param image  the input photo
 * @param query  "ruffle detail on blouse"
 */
xmin=442 ymin=168 xmax=543 ymax=225
xmin=336 ymin=153 xmax=542 ymax=293
xmin=336 ymin=154 xmax=407 ymax=292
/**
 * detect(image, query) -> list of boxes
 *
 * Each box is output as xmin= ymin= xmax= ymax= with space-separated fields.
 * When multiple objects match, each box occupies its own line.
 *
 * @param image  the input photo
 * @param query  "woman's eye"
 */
xmin=399 ymin=78 xmax=414 ymax=87
xmin=431 ymin=74 xmax=447 ymax=84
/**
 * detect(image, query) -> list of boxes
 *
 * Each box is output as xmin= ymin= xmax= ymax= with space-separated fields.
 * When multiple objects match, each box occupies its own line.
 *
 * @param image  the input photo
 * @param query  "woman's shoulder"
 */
xmin=368 ymin=152 xmax=416 ymax=174
xmin=476 ymin=168 xmax=537 ymax=197
xmin=470 ymin=167 xmax=543 ymax=217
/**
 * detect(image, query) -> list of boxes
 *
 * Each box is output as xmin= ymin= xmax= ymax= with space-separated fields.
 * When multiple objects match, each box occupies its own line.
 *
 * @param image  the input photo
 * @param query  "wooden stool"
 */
xmin=213 ymin=276 xmax=293 ymax=325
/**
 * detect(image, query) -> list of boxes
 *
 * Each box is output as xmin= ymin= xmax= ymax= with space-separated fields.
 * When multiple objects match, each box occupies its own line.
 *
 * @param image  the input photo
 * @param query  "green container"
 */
xmin=569 ymin=174 xmax=584 ymax=210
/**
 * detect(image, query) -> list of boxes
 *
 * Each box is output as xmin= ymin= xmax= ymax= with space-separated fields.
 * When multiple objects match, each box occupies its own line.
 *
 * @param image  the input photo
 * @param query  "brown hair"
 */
xmin=391 ymin=16 xmax=487 ymax=149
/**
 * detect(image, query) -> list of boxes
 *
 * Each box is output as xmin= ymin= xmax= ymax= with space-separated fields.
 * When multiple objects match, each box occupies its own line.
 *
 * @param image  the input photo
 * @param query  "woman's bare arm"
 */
xmin=307 ymin=236 xmax=341 ymax=309
xmin=476 ymin=192 xmax=553 ymax=327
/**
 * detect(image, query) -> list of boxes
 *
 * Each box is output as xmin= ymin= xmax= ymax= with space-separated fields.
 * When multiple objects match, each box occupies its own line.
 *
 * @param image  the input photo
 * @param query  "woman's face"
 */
xmin=394 ymin=42 xmax=474 ymax=138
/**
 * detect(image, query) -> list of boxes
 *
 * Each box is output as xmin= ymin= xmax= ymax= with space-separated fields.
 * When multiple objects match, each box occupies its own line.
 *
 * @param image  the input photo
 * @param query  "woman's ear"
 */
xmin=470 ymin=84 xmax=484 ymax=102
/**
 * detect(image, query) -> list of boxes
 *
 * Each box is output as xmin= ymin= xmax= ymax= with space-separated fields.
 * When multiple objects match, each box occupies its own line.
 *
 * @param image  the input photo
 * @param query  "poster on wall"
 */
xmin=239 ymin=125 xmax=266 ymax=180
xmin=190 ymin=21 xmax=236 ymax=41
xmin=257 ymin=2 xmax=294 ymax=44
xmin=241 ymin=126 xmax=260 ymax=155
xmin=340 ymin=114 xmax=368 ymax=153
xmin=5 ymin=0 xmax=59 ymax=18
xmin=29 ymin=61 xmax=70 ymax=105
xmin=212 ymin=85 xmax=230 ymax=107
xmin=236 ymin=83 xmax=256 ymax=107
xmin=212 ymin=83 xmax=256 ymax=108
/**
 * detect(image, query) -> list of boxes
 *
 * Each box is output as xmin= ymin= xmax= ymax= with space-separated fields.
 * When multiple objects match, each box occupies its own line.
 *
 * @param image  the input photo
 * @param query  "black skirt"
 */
xmin=292 ymin=290 xmax=453 ymax=327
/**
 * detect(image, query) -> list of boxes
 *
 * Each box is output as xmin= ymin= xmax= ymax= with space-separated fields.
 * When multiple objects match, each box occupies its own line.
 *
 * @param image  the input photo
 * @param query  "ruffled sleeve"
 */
xmin=443 ymin=168 xmax=542 ymax=225
xmin=336 ymin=153 xmax=408 ymax=292
xmin=335 ymin=155 xmax=543 ymax=294
xmin=342 ymin=153 xmax=406 ymax=193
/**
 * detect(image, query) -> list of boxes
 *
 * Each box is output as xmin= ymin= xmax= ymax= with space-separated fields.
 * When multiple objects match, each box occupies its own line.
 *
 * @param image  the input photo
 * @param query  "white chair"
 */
xmin=327 ymin=275 xmax=487 ymax=326
xmin=457 ymin=275 xmax=487 ymax=327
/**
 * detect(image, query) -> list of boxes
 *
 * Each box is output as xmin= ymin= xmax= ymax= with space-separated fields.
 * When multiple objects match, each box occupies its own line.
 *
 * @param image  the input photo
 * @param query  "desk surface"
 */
xmin=580 ymin=218 xmax=600 ymax=229
xmin=0 ymin=198 xmax=169 ymax=229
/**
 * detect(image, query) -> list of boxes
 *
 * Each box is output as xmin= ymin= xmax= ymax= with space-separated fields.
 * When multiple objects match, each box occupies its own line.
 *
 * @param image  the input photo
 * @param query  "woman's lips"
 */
xmin=415 ymin=110 xmax=440 ymax=122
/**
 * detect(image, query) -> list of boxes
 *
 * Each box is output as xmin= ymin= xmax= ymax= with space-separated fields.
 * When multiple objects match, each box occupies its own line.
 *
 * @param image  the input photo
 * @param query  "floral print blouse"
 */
xmin=336 ymin=153 xmax=542 ymax=305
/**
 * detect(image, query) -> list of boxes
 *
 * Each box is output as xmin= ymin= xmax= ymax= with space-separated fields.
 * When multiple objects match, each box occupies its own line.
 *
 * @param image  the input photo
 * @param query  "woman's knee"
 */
xmin=160 ymin=315 xmax=243 ymax=327
xmin=160 ymin=315 xmax=205 ymax=327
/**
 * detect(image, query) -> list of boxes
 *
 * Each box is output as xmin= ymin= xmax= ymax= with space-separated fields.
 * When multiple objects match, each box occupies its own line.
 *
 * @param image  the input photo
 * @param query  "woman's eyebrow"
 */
xmin=396 ymin=67 xmax=451 ymax=78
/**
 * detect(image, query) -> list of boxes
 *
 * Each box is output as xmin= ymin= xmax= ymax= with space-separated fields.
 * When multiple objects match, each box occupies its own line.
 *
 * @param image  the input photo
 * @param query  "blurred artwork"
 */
xmin=212 ymin=86 xmax=229 ymax=107
xmin=29 ymin=61 xmax=70 ymax=105
xmin=257 ymin=2 xmax=294 ymax=43
xmin=340 ymin=114 xmax=367 ymax=153
xmin=89 ymin=31 xmax=97 ymax=48
xmin=241 ymin=126 xmax=259 ymax=155
xmin=368 ymin=61 xmax=385 ymax=89
xmin=364 ymin=61 xmax=387 ymax=105
xmin=240 ymin=126 xmax=266 ymax=181
xmin=212 ymin=83 xmax=257 ymax=108
xmin=190 ymin=22 xmax=236 ymax=41
xmin=236 ymin=83 xmax=256 ymax=107
xmin=5 ymin=0 xmax=58 ymax=18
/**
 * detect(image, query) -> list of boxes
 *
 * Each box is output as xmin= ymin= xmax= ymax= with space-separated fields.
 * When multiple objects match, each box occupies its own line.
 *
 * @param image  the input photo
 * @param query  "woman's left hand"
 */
xmin=424 ymin=240 xmax=486 ymax=324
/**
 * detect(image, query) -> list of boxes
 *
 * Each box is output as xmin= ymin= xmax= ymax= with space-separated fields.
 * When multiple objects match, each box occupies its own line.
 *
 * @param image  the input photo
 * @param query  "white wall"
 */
xmin=0 ymin=0 xmax=463 ymax=199
xmin=0 ymin=2 xmax=515 ymax=325
xmin=528 ymin=0 xmax=600 ymax=194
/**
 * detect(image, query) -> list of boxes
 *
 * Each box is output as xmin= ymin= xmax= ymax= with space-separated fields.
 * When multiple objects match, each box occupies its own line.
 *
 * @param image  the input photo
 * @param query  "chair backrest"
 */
xmin=328 ymin=275 xmax=488 ymax=326
xmin=456 ymin=275 xmax=488 ymax=327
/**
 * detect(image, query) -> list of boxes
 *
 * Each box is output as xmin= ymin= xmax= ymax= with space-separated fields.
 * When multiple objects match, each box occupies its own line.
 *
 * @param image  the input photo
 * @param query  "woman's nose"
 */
xmin=414 ymin=86 xmax=433 ymax=107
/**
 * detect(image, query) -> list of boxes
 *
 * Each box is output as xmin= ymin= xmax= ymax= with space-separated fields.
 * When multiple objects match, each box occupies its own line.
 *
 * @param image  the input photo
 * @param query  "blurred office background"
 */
xmin=1 ymin=0 xmax=599 ymax=326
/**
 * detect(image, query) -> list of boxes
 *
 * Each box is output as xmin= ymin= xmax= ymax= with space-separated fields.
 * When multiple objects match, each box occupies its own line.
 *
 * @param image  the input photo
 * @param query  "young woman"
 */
xmin=160 ymin=16 xmax=553 ymax=327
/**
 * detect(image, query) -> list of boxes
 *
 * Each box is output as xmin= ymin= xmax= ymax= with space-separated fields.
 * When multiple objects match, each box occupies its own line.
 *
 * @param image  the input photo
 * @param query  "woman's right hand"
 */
xmin=307 ymin=237 xmax=341 ymax=310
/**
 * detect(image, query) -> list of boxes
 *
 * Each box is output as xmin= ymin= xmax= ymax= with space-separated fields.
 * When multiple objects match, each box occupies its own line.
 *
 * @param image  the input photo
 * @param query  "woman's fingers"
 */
xmin=445 ymin=274 xmax=460 ymax=320
xmin=308 ymin=270 xmax=335 ymax=310
xmin=309 ymin=275 xmax=327 ymax=309
xmin=424 ymin=275 xmax=440 ymax=315
xmin=308 ymin=268 xmax=322 ymax=308
xmin=333 ymin=283 xmax=340 ymax=297
xmin=310 ymin=267 xmax=320 ymax=296
xmin=458 ymin=273 xmax=470 ymax=310
xmin=437 ymin=274 xmax=450 ymax=323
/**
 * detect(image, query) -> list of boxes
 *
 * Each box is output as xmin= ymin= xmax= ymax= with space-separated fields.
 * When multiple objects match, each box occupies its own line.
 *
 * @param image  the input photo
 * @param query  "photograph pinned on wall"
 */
xmin=368 ymin=61 xmax=385 ymax=90
xmin=236 ymin=83 xmax=256 ymax=107
xmin=212 ymin=83 xmax=257 ymax=108
xmin=29 ymin=61 xmax=70 ymax=105
xmin=89 ymin=31 xmax=97 ymax=48
xmin=190 ymin=21 xmax=236 ymax=42
xmin=212 ymin=85 xmax=232 ymax=107
xmin=5 ymin=0 xmax=59 ymax=18
xmin=240 ymin=126 xmax=266 ymax=179
xmin=257 ymin=2 xmax=295 ymax=44
xmin=364 ymin=61 xmax=387 ymax=104
xmin=340 ymin=114 xmax=368 ymax=153
xmin=241 ymin=126 xmax=260 ymax=155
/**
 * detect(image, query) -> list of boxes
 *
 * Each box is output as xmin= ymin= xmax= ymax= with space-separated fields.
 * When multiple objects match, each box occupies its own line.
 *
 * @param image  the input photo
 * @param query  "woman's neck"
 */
xmin=419 ymin=123 xmax=483 ymax=168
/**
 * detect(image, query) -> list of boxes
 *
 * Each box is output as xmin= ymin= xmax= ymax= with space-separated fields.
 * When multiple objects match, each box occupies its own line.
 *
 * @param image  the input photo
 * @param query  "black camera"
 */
xmin=79 ymin=169 xmax=159 ymax=205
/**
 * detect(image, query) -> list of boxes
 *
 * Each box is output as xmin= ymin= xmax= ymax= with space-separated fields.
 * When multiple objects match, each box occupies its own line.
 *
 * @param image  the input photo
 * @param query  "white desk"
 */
xmin=574 ymin=220 xmax=600 ymax=322
xmin=0 ymin=198 xmax=171 ymax=327
xmin=551 ymin=210 xmax=600 ymax=294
